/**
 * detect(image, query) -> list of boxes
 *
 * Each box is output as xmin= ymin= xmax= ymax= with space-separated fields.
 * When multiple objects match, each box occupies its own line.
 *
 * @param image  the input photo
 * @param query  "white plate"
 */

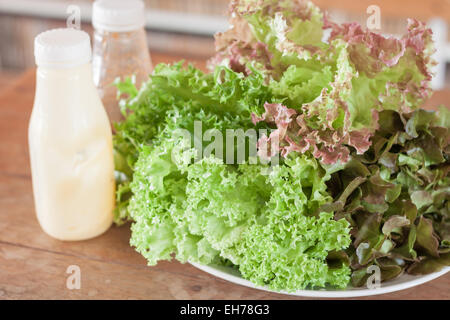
xmin=190 ymin=262 xmax=450 ymax=298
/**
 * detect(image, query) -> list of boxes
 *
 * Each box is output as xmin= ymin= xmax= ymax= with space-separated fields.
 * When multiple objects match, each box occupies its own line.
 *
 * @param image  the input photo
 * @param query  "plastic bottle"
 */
xmin=29 ymin=28 xmax=115 ymax=241
xmin=92 ymin=0 xmax=153 ymax=125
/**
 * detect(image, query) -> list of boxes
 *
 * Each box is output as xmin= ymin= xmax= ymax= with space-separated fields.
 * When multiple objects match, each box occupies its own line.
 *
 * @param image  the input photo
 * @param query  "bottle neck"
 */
xmin=93 ymin=27 xmax=146 ymax=40
xmin=36 ymin=63 xmax=94 ymax=84
xmin=34 ymin=63 xmax=98 ymax=111
xmin=92 ymin=27 xmax=151 ymax=87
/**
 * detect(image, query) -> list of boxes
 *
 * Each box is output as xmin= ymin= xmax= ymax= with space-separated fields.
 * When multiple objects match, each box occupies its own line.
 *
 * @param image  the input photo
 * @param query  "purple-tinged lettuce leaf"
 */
xmin=325 ymin=18 xmax=435 ymax=112
xmin=324 ymin=108 xmax=449 ymax=285
xmin=215 ymin=1 xmax=436 ymax=165
xmin=407 ymin=253 xmax=450 ymax=275
xmin=382 ymin=216 xmax=410 ymax=236
xmin=210 ymin=0 xmax=326 ymax=78
xmin=415 ymin=216 xmax=440 ymax=258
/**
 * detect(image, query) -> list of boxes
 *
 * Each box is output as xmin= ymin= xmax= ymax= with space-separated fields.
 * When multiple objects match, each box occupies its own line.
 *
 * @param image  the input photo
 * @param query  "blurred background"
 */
xmin=0 ymin=0 xmax=450 ymax=90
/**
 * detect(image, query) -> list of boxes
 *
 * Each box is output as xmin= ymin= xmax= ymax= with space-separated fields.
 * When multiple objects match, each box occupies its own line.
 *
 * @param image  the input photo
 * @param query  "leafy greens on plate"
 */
xmin=113 ymin=0 xmax=450 ymax=291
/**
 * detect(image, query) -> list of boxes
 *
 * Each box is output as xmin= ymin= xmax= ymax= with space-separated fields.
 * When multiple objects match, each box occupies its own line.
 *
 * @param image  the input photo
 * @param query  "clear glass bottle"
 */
xmin=92 ymin=0 xmax=153 ymax=125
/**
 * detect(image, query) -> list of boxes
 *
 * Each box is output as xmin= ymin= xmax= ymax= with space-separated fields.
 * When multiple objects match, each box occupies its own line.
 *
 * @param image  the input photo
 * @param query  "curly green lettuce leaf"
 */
xmin=129 ymin=139 xmax=352 ymax=290
xmin=232 ymin=155 xmax=352 ymax=291
xmin=114 ymin=62 xmax=271 ymax=164
xmin=113 ymin=62 xmax=272 ymax=224
xmin=236 ymin=212 xmax=351 ymax=291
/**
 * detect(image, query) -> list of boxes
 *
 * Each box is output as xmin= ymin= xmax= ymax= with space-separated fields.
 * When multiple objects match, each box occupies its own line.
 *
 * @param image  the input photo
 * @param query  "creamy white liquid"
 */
xmin=29 ymin=63 xmax=115 ymax=241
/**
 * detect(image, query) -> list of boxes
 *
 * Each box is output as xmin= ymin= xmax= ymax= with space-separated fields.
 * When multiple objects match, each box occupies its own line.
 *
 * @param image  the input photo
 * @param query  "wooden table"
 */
xmin=0 ymin=53 xmax=449 ymax=300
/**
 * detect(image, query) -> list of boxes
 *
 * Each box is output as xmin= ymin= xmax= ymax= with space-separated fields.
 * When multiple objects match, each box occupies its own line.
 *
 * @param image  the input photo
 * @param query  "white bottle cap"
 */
xmin=92 ymin=0 xmax=146 ymax=32
xmin=34 ymin=28 xmax=92 ymax=68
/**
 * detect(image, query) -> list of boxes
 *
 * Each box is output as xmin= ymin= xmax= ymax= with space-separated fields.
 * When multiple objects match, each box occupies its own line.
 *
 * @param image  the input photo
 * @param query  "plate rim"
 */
xmin=189 ymin=262 xmax=450 ymax=298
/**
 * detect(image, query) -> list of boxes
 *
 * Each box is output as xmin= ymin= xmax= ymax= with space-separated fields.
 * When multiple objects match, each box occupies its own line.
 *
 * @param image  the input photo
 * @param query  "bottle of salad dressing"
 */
xmin=29 ymin=29 xmax=115 ymax=241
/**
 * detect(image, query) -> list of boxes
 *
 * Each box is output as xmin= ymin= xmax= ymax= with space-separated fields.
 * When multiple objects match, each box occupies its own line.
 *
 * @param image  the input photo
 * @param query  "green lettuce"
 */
xmin=117 ymin=62 xmax=352 ymax=291
xmin=113 ymin=0 xmax=449 ymax=292
xmin=233 ymin=156 xmax=351 ymax=291
xmin=115 ymin=60 xmax=350 ymax=291
xmin=113 ymin=62 xmax=272 ymax=223
xmin=129 ymin=143 xmax=352 ymax=290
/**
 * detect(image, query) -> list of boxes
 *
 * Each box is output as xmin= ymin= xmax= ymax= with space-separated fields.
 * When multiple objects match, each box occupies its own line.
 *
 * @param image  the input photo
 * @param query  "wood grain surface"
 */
xmin=0 ymin=53 xmax=449 ymax=300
